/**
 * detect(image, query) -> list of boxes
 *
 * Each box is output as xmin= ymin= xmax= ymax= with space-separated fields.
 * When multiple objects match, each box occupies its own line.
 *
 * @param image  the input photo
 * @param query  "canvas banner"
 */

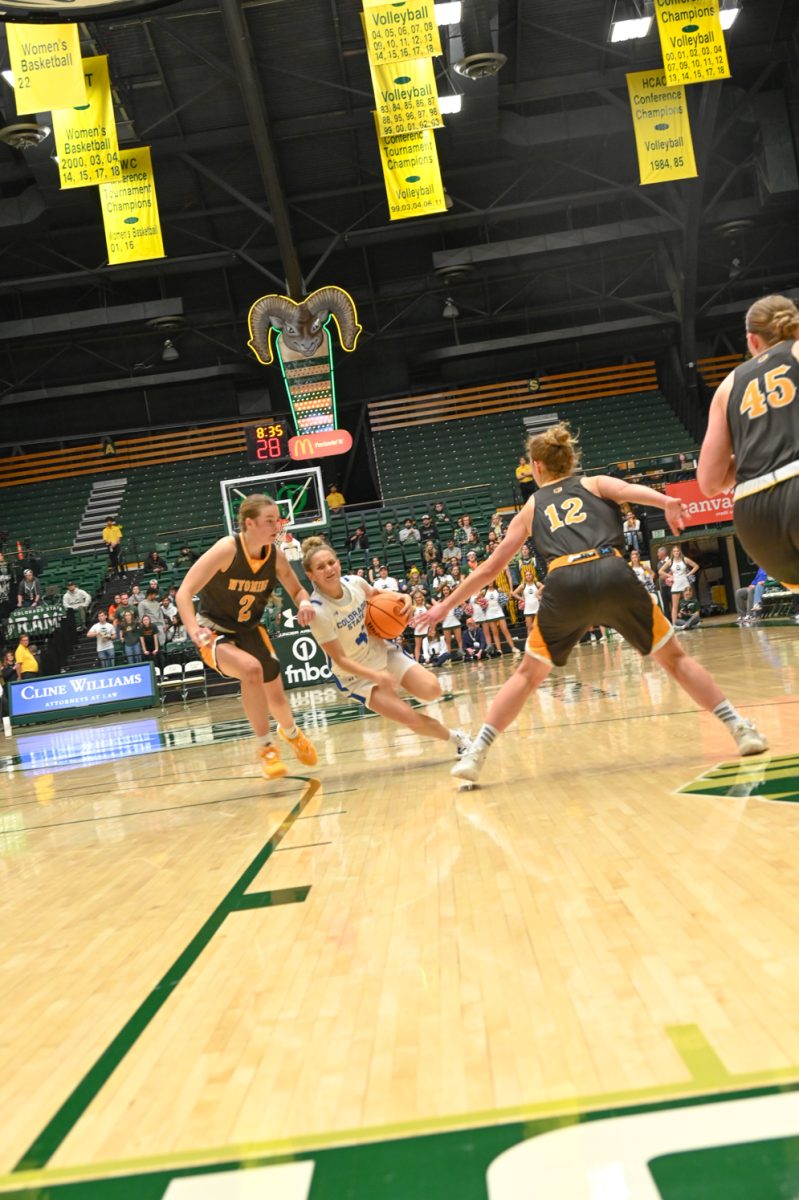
xmin=5 ymin=22 xmax=85 ymax=111
xmin=51 ymin=56 xmax=120 ymax=189
xmin=370 ymin=55 xmax=442 ymax=138
xmin=376 ymin=121 xmax=447 ymax=219
xmin=653 ymin=0 xmax=730 ymax=85
xmin=99 ymin=147 xmax=165 ymax=264
xmin=363 ymin=2 xmax=441 ymax=66
xmin=626 ymin=70 xmax=698 ymax=185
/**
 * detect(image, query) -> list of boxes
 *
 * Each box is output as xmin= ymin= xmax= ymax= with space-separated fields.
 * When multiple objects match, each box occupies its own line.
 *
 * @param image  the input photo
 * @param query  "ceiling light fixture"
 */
xmin=720 ymin=5 xmax=740 ymax=29
xmin=442 ymin=297 xmax=459 ymax=319
xmin=438 ymin=93 xmax=462 ymax=114
xmin=434 ymin=2 xmax=462 ymax=25
xmin=610 ymin=15 xmax=652 ymax=41
xmin=1 ymin=69 xmax=14 ymax=88
xmin=161 ymin=338 xmax=179 ymax=362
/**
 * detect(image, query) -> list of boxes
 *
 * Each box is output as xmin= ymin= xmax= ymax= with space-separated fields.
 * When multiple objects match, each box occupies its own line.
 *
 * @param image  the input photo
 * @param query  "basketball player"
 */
xmin=176 ymin=493 xmax=317 ymax=780
xmin=419 ymin=424 xmax=768 ymax=783
xmin=698 ymin=294 xmax=799 ymax=584
xmin=301 ymin=537 xmax=471 ymax=754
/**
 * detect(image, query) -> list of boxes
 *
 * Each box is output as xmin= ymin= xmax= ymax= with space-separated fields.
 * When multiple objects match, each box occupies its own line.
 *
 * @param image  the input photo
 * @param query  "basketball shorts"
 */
xmin=526 ymin=556 xmax=673 ymax=667
xmin=197 ymin=616 xmax=281 ymax=683
xmin=734 ymin=477 xmax=799 ymax=589
xmin=330 ymin=644 xmax=414 ymax=706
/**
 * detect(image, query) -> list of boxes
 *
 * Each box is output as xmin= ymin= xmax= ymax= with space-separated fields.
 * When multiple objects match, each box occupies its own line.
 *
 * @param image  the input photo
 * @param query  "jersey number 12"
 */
xmin=544 ymin=497 xmax=587 ymax=532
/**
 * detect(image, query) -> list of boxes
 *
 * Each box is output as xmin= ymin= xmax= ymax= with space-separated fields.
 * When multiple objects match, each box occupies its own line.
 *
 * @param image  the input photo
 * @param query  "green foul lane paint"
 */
xmin=679 ymin=754 xmax=799 ymax=803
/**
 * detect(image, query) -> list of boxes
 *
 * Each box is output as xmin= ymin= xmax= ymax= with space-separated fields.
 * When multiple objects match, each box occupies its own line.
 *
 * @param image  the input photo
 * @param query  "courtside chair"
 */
xmin=159 ymin=662 xmax=184 ymax=703
xmin=183 ymin=660 xmax=207 ymax=699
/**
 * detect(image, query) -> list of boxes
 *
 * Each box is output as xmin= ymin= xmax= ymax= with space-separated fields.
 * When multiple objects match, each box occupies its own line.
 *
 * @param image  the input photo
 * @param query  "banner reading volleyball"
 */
xmin=51 ymin=56 xmax=119 ymax=189
xmin=370 ymin=56 xmax=442 ymax=137
xmin=99 ymin=147 xmax=164 ymax=265
xmin=376 ymin=121 xmax=446 ymax=219
xmin=626 ymin=70 xmax=697 ymax=185
xmin=363 ymin=2 xmax=442 ymax=66
xmin=5 ymin=23 xmax=85 ymax=111
xmin=653 ymin=0 xmax=730 ymax=85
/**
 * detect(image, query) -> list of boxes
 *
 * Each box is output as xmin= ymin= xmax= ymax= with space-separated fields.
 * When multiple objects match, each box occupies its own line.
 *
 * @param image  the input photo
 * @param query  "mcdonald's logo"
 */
xmin=289 ymin=429 xmax=353 ymax=460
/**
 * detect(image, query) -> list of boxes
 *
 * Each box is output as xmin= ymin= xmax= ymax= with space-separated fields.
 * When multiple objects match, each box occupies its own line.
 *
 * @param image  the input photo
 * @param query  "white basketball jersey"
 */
xmin=308 ymin=575 xmax=385 ymax=670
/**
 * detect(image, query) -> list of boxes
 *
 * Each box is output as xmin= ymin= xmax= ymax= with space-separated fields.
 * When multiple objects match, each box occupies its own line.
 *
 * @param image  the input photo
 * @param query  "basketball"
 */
xmin=365 ymin=590 xmax=409 ymax=639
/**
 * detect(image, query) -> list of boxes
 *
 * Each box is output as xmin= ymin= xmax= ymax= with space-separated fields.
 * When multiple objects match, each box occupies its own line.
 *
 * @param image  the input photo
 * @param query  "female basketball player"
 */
xmin=418 ymin=424 xmax=768 ymax=783
xmin=659 ymin=545 xmax=699 ymax=624
xmin=176 ymin=493 xmax=318 ymax=780
xmin=698 ymin=294 xmax=799 ymax=583
xmin=301 ymin=537 xmax=470 ymax=755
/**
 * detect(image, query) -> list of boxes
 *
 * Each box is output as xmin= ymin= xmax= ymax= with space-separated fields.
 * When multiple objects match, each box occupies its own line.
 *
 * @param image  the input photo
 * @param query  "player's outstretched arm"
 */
xmin=176 ymin=537 xmax=236 ymax=646
xmin=698 ymin=375 xmax=736 ymax=496
xmin=589 ymin=475 xmax=686 ymax=536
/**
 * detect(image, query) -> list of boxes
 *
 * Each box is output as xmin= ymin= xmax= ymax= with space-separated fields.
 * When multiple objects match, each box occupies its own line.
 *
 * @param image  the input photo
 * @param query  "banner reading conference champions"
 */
xmin=626 ymin=70 xmax=697 ymax=185
xmin=100 ymin=146 xmax=164 ymax=265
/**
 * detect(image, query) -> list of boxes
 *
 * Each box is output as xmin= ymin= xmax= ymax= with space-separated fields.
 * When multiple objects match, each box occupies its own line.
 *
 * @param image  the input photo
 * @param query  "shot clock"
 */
xmin=244 ymin=418 xmax=290 ymax=465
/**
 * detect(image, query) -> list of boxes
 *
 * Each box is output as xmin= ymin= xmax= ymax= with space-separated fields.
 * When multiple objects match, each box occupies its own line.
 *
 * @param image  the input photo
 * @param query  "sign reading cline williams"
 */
xmin=100 ymin=146 xmax=165 ymax=265
xmin=9 ymin=663 xmax=157 ymax=722
xmin=626 ymin=71 xmax=697 ymax=185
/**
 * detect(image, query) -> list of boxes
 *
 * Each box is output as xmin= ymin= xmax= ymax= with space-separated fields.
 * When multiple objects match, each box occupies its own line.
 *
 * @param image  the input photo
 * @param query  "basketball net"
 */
xmin=275 ymin=517 xmax=290 ymax=551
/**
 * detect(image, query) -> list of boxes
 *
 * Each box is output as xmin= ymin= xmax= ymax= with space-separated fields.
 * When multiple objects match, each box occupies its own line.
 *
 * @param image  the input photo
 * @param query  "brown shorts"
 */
xmin=199 ymin=623 xmax=281 ymax=683
xmin=734 ymin=477 xmax=799 ymax=589
xmin=526 ymin=555 xmax=673 ymax=667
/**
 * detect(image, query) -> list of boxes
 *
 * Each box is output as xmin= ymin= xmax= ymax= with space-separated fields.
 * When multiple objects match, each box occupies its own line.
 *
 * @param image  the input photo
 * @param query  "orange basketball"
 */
xmin=365 ymin=590 xmax=409 ymax=639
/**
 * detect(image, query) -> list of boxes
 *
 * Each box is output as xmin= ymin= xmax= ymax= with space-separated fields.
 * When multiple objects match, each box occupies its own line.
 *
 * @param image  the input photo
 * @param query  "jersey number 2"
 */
xmin=740 ymin=365 xmax=797 ymax=420
xmin=238 ymin=594 xmax=255 ymax=622
xmin=544 ymin=497 xmax=587 ymax=532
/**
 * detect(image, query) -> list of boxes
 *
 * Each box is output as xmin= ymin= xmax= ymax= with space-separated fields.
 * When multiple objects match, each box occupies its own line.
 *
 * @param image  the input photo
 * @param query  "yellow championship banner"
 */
xmin=376 ymin=121 xmax=447 ymax=220
xmin=653 ymin=0 xmax=730 ymax=85
xmin=5 ymin=22 xmax=86 ymax=111
xmin=362 ymin=2 xmax=442 ymax=67
xmin=99 ymin=147 xmax=165 ymax=265
xmin=51 ymin=56 xmax=119 ymax=189
xmin=626 ymin=70 xmax=697 ymax=185
xmin=370 ymin=56 xmax=442 ymax=138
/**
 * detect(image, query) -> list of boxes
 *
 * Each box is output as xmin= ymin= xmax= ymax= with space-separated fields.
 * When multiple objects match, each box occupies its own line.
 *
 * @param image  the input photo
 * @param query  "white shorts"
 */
xmin=330 ymin=645 xmax=415 ymax=706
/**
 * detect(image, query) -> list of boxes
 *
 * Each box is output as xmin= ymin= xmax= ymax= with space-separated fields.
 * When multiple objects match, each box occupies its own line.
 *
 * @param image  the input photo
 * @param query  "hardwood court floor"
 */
xmin=2 ymin=622 xmax=799 ymax=1197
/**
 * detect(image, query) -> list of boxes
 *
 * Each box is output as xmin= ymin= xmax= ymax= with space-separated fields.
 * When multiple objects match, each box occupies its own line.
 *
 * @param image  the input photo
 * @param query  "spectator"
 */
xmin=326 ymin=483 xmax=346 ymax=513
xmin=119 ymin=610 xmax=143 ymax=663
xmin=516 ymin=454 xmax=535 ymax=501
xmin=107 ymin=593 xmax=122 ymax=621
xmin=431 ymin=564 xmax=455 ymax=594
xmin=449 ymin=563 xmax=463 ymax=587
xmin=403 ymin=565 xmax=426 ymax=595
xmin=488 ymin=512 xmax=505 ymax=540
xmin=675 ymin=586 xmax=702 ymax=632
xmin=145 ymin=549 xmax=168 ymax=574
xmin=1 ymin=649 xmax=16 ymax=734
xmin=623 ymin=510 xmax=643 ymax=553
xmin=63 ymin=581 xmax=92 ymax=630
xmin=373 ymin=565 xmax=399 ymax=592
xmin=455 ymin=514 xmax=476 ymax=547
xmin=465 ymin=550 xmax=480 ymax=576
xmin=423 ymin=539 xmax=439 ymax=566
xmin=439 ymin=584 xmax=464 ymax=657
xmin=281 ymin=530 xmax=301 ymax=562
xmin=0 ymin=552 xmax=11 ymax=616
xmin=368 ymin=556 xmax=383 ymax=583
xmin=411 ymin=589 xmax=431 ymax=662
xmin=174 ymin=545 xmax=197 ymax=570
xmin=736 ymin=567 xmax=768 ymax=626
xmin=383 ymin=520 xmax=398 ymax=544
xmin=442 ymin=538 xmax=461 ymax=566
xmin=419 ymin=514 xmax=436 ymax=541
xmin=462 ymin=616 xmax=487 ymax=662
xmin=168 ymin=614 xmax=188 ymax=644
xmin=399 ymin=518 xmax=420 ymax=545
xmin=14 ymin=633 xmax=39 ymax=678
xmin=102 ymin=517 xmax=123 ymax=576
xmin=87 ymin=610 xmax=116 ymax=666
xmin=512 ymin=577 xmax=543 ymax=635
xmin=160 ymin=594 xmax=177 ymax=624
xmin=113 ymin=592 xmax=137 ymax=632
xmin=628 ymin=550 xmax=655 ymax=592
xmin=347 ymin=525 xmax=369 ymax=552
xmin=139 ymin=613 xmax=162 ymax=669
xmin=17 ymin=568 xmax=41 ymax=609
xmin=421 ymin=632 xmax=451 ymax=668
xmin=433 ymin=501 xmax=451 ymax=529
xmin=654 ymin=546 xmax=671 ymax=614
xmin=138 ymin=587 xmax=166 ymax=637
xmin=130 ymin=583 xmax=144 ymax=607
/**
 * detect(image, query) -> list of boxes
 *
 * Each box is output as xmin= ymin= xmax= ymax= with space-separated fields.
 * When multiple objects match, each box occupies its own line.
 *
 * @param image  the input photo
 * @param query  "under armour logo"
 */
xmin=282 ymin=609 xmax=297 ymax=629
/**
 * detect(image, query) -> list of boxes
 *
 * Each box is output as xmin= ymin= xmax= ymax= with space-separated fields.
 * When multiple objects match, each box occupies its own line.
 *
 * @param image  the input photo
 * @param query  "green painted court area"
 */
xmin=651 ymin=1136 xmax=799 ymax=1200
xmin=679 ymin=753 xmax=799 ymax=803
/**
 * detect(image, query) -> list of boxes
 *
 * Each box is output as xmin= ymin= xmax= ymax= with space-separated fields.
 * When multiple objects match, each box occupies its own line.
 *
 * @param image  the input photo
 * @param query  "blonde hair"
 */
xmin=745 ymin=294 xmax=799 ymax=345
xmin=527 ymin=422 xmax=581 ymax=478
xmin=301 ymin=535 xmax=336 ymax=572
xmin=237 ymin=492 xmax=277 ymax=531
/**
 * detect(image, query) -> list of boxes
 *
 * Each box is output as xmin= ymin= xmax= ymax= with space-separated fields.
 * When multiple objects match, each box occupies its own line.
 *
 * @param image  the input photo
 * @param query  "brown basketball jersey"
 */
xmin=198 ymin=534 xmax=278 ymax=632
xmin=532 ymin=475 xmax=624 ymax=565
xmin=727 ymin=340 xmax=799 ymax=484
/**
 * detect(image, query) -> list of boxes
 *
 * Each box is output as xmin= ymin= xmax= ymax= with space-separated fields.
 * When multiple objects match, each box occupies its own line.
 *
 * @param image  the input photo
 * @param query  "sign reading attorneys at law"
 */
xmin=653 ymin=0 xmax=730 ymax=86
xmin=370 ymin=56 xmax=442 ymax=138
xmin=51 ymin=55 xmax=120 ymax=189
xmin=5 ymin=22 xmax=86 ymax=111
xmin=8 ymin=663 xmax=157 ymax=726
xmin=376 ymin=122 xmax=447 ymax=219
xmin=664 ymin=477 xmax=733 ymax=526
xmin=99 ymin=146 xmax=165 ymax=265
xmin=363 ymin=2 xmax=442 ymax=67
xmin=626 ymin=70 xmax=697 ymax=185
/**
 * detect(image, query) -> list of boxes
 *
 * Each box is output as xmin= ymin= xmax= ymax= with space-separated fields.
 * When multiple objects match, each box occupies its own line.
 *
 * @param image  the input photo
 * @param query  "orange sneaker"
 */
xmin=278 ymin=725 xmax=318 ymax=766
xmin=257 ymin=743 xmax=287 ymax=780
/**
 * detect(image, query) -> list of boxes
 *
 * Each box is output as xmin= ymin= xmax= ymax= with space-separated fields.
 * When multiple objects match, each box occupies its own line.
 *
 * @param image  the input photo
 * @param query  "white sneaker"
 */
xmin=453 ymin=728 xmax=472 ymax=756
xmin=731 ymin=719 xmax=769 ymax=756
xmin=452 ymin=745 xmax=486 ymax=782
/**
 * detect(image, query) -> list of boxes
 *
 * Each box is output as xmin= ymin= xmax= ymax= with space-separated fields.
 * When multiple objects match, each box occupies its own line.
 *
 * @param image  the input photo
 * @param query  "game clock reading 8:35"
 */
xmin=245 ymin=419 xmax=290 ymax=464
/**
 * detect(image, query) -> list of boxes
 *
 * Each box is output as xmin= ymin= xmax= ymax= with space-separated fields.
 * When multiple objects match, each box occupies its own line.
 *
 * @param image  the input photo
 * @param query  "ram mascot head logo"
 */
xmin=247 ymin=286 xmax=362 ymax=365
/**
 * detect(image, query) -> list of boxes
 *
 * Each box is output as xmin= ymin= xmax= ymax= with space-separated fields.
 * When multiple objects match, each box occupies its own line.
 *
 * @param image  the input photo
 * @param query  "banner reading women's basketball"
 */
xmin=626 ymin=70 xmax=697 ymax=185
xmin=362 ymin=2 xmax=442 ymax=66
xmin=376 ymin=121 xmax=446 ymax=219
xmin=5 ymin=23 xmax=86 ymax=111
xmin=653 ymin=0 xmax=730 ymax=86
xmin=99 ymin=147 xmax=164 ymax=265
xmin=51 ymin=56 xmax=120 ymax=189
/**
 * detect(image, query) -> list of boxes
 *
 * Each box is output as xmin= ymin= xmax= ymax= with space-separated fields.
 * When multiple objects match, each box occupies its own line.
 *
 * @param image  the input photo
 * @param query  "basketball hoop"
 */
xmin=275 ymin=517 xmax=289 ymax=551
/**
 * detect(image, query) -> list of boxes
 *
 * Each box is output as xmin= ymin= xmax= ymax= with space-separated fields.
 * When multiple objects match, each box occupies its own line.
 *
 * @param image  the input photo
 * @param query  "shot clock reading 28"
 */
xmin=244 ymin=419 xmax=290 ymax=465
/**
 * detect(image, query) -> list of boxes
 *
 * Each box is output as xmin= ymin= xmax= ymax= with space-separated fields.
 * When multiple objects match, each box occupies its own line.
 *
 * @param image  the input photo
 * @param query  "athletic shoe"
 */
xmin=453 ymin=728 xmax=472 ymax=756
xmin=730 ymin=720 xmax=769 ymax=756
xmin=451 ymin=745 xmax=487 ymax=782
xmin=258 ymin=743 xmax=287 ymax=780
xmin=278 ymin=725 xmax=318 ymax=766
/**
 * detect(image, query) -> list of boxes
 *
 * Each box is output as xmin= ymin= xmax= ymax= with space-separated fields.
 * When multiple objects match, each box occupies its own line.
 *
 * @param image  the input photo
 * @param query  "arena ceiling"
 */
xmin=0 ymin=0 xmax=798 ymax=450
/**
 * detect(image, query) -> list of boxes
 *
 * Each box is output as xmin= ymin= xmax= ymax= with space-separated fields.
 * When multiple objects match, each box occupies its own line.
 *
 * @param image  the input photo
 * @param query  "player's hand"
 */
xmin=296 ymin=601 xmax=315 ymax=627
xmin=398 ymin=594 xmax=413 ymax=618
xmin=664 ymin=497 xmax=687 ymax=535
xmin=189 ymin=625 xmax=212 ymax=650
xmin=415 ymin=601 xmax=445 ymax=628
